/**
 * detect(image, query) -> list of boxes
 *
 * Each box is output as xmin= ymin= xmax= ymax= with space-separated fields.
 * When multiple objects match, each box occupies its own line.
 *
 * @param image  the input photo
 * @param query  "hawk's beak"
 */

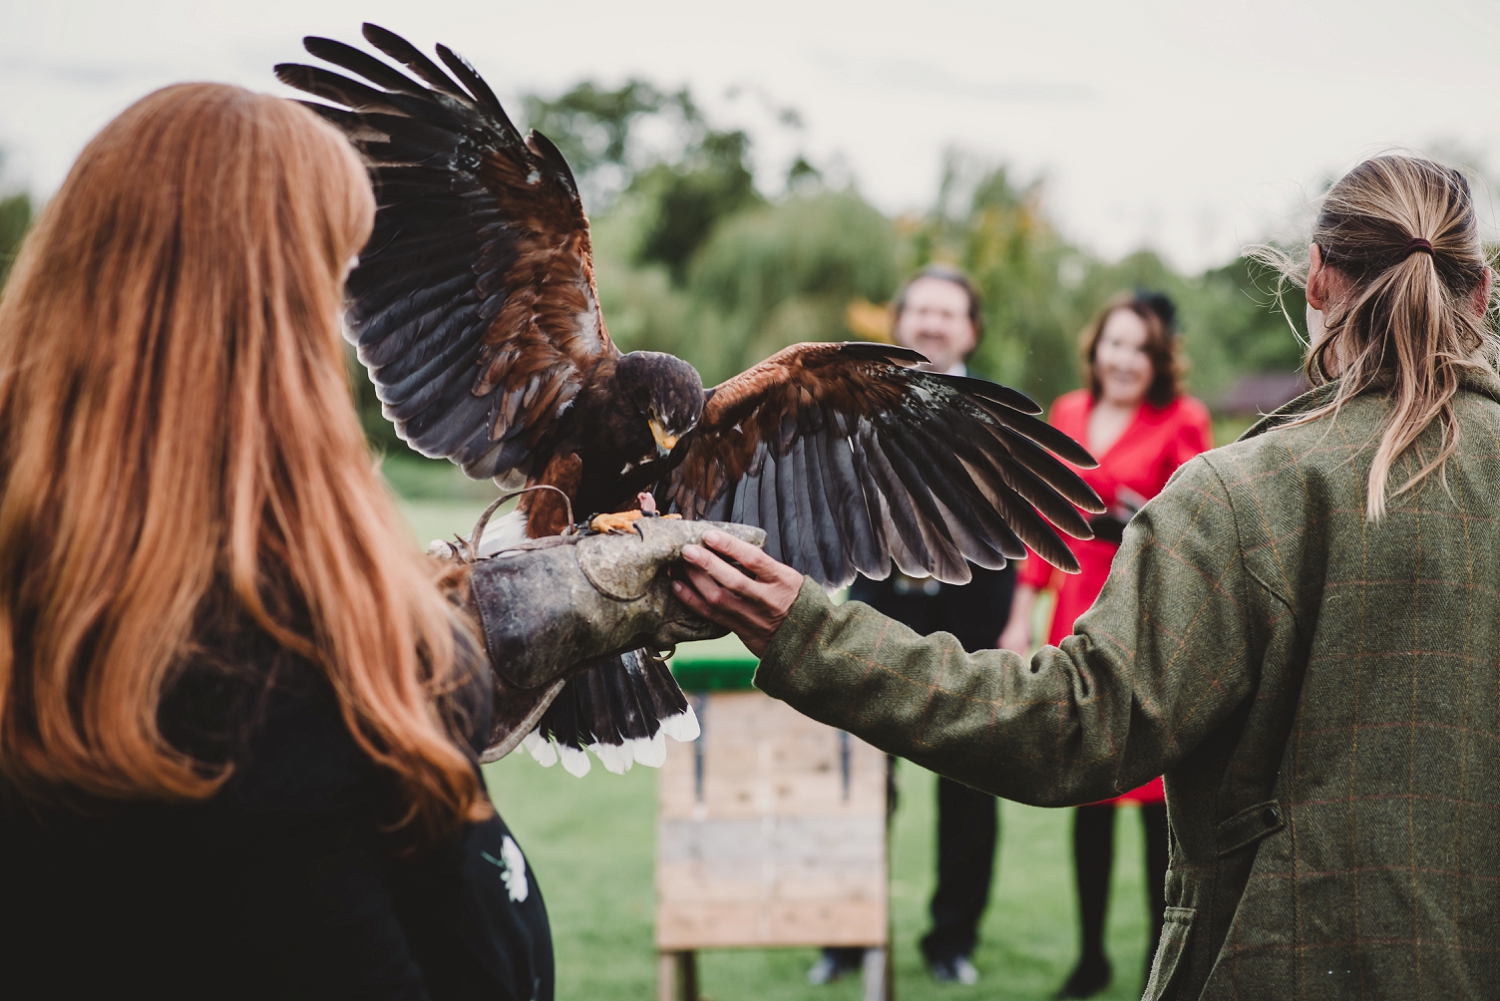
xmin=649 ymin=419 xmax=678 ymax=456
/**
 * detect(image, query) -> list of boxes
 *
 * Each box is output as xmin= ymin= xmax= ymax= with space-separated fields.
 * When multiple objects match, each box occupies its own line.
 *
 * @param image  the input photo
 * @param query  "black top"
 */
xmin=0 ymin=626 xmax=552 ymax=1001
xmin=849 ymin=563 xmax=1016 ymax=656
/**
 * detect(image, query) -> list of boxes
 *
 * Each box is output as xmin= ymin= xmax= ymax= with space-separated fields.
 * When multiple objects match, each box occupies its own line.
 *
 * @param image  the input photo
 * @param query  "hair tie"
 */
xmin=1404 ymin=237 xmax=1434 ymax=257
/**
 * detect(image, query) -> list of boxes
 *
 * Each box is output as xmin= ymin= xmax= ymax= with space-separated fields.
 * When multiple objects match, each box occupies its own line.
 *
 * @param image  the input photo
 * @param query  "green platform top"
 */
xmin=669 ymin=633 xmax=759 ymax=691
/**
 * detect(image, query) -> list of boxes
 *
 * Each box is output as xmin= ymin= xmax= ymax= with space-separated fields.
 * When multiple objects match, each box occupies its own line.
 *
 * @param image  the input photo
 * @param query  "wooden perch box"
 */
xmin=655 ymin=690 xmax=888 ymax=951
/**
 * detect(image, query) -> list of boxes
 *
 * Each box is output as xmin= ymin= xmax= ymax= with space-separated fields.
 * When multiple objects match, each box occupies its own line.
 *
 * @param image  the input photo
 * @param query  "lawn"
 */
xmin=401 ymin=496 xmax=1160 ymax=1001
xmin=484 ymin=754 xmax=1156 ymax=1001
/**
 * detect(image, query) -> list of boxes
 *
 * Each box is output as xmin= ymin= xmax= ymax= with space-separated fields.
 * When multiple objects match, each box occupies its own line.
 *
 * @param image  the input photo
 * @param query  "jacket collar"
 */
xmin=1239 ymin=364 xmax=1500 ymax=443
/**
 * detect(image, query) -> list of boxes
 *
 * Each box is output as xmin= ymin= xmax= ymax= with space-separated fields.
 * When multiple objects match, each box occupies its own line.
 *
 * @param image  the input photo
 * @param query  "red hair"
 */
xmin=0 ymin=84 xmax=485 ymax=837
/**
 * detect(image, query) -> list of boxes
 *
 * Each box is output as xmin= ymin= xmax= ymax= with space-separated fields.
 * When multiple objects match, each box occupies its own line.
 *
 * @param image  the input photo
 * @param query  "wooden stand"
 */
xmin=656 ymin=690 xmax=892 ymax=1000
xmin=657 ymin=951 xmax=698 ymax=1001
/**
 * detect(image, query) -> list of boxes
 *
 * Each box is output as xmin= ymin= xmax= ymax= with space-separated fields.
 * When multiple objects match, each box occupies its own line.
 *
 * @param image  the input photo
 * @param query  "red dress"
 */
xmin=1018 ymin=390 xmax=1212 ymax=805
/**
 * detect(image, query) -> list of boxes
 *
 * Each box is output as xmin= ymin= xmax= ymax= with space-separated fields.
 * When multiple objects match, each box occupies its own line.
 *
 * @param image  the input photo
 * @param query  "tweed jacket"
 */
xmin=754 ymin=370 xmax=1500 ymax=1000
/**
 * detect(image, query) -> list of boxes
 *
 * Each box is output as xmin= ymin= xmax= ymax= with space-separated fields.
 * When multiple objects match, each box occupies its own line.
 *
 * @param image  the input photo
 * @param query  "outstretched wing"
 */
xmin=276 ymin=25 xmax=617 ymax=479
xmin=662 ymin=342 xmax=1104 ymax=587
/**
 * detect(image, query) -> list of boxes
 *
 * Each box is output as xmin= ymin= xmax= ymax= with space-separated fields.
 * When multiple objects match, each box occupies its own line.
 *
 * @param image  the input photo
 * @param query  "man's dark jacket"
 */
xmin=753 ymin=371 xmax=1500 ymax=999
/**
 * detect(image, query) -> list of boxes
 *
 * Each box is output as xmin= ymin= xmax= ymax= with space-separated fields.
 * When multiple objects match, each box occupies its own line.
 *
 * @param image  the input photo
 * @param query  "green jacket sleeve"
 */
xmin=753 ymin=456 xmax=1262 ymax=806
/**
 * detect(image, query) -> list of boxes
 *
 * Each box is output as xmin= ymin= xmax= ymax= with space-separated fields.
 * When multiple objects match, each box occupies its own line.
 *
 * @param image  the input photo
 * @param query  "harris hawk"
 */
xmin=275 ymin=26 xmax=1103 ymax=776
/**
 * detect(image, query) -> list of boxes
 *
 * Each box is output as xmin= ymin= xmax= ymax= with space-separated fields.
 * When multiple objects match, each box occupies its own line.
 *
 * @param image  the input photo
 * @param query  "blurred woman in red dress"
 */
xmin=997 ymin=292 xmax=1211 ymax=999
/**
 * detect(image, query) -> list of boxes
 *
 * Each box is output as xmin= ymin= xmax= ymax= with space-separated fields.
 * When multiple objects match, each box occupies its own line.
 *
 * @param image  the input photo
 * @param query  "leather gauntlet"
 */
xmin=459 ymin=519 xmax=766 ymax=758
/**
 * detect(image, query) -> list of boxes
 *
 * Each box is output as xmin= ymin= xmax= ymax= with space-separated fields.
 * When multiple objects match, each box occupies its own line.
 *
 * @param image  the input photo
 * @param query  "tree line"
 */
xmin=525 ymin=79 xmax=1308 ymax=427
xmin=0 ymin=85 xmax=1310 ymax=466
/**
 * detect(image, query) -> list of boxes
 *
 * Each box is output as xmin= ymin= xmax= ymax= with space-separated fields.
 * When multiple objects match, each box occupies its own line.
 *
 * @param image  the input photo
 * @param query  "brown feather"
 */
xmin=663 ymin=342 xmax=1102 ymax=586
xmin=525 ymin=452 xmax=583 ymax=537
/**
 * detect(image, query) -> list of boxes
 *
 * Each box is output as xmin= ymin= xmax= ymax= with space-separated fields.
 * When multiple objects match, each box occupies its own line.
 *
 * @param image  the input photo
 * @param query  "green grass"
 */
xmin=399 ymin=498 xmax=496 ymax=553
xmin=400 ymin=484 xmax=1159 ymax=1000
xmin=382 ymin=453 xmax=497 ymax=502
xmin=484 ymin=756 xmax=1157 ymax=1001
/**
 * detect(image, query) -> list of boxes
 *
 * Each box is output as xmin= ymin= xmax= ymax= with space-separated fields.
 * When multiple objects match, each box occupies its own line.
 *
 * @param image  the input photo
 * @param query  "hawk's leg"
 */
xmin=589 ymin=494 xmax=682 ymax=535
xmin=590 ymin=510 xmax=645 ymax=535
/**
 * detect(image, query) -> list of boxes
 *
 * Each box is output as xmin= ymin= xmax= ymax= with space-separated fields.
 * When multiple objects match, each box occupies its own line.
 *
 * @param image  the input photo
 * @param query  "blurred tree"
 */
xmin=1197 ymin=255 xmax=1307 ymax=373
xmin=522 ymin=79 xmax=674 ymax=211
xmin=905 ymin=154 xmax=1084 ymax=406
xmin=353 ymin=79 xmax=1321 ymax=481
xmin=786 ymin=154 xmax=821 ymax=193
xmin=0 ymin=191 xmax=33 ymax=289
xmin=679 ymin=190 xmax=898 ymax=383
xmin=524 ymin=80 xmax=763 ymax=276
xmin=535 ymin=81 xmax=899 ymax=383
xmin=630 ymin=127 xmax=761 ymax=279
xmin=899 ymin=154 xmax=1310 ymax=411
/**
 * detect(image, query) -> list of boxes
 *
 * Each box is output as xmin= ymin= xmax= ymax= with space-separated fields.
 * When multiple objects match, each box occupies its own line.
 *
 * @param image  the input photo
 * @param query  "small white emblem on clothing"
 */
xmin=480 ymin=835 xmax=530 ymax=903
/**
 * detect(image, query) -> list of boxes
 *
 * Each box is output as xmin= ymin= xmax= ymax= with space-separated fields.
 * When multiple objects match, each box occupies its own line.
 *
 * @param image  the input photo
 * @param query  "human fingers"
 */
xmin=675 ymin=568 xmax=762 ymax=643
xmin=701 ymin=526 xmax=799 ymax=595
xmin=702 ymin=529 xmax=801 ymax=600
xmin=677 ymin=564 xmax=754 ymax=622
xmin=710 ymin=535 xmax=802 ymax=609
xmin=678 ymin=567 xmax=747 ymax=621
xmin=671 ymin=575 xmax=718 ymax=621
xmin=700 ymin=530 xmax=790 ymax=582
xmin=679 ymin=561 xmax=731 ymax=608
xmin=673 ymin=572 xmax=772 ymax=658
xmin=677 ymin=535 xmax=798 ymax=657
xmin=681 ymin=541 xmax=768 ymax=599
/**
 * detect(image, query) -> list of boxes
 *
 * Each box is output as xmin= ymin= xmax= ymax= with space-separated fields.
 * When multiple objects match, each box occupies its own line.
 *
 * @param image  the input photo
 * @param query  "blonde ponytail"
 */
xmin=1263 ymin=156 xmax=1496 ymax=520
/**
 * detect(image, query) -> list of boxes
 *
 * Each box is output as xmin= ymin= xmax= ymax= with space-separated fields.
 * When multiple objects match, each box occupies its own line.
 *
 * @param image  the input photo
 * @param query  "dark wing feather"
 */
xmin=302 ymin=36 xmax=432 ymax=97
xmin=276 ymin=26 xmax=617 ymax=479
xmin=662 ymin=342 xmax=1105 ymax=587
xmin=434 ymin=44 xmax=511 ymax=124
xmin=361 ymin=23 xmax=470 ymax=99
xmin=531 ymin=650 xmax=695 ymax=775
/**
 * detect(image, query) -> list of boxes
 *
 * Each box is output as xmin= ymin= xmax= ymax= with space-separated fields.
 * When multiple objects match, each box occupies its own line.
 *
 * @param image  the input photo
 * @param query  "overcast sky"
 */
xmin=2 ymin=0 xmax=1498 ymax=272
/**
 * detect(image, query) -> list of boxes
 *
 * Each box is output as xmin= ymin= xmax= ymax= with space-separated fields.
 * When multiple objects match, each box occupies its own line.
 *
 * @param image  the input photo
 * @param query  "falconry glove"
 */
xmin=455 ymin=519 xmax=766 ymax=759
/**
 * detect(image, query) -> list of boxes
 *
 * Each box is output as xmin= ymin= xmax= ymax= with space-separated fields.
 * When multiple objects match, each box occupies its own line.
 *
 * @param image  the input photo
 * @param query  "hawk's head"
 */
xmin=616 ymin=351 xmax=704 ymax=459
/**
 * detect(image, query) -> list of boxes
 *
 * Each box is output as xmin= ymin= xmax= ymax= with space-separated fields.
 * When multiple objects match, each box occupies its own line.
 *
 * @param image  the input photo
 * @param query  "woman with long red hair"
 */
xmin=0 ymin=83 xmax=554 ymax=999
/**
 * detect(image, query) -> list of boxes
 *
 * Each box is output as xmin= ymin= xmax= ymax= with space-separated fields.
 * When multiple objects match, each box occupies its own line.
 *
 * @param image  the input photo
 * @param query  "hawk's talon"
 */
xmin=589 ymin=510 xmax=646 ymax=535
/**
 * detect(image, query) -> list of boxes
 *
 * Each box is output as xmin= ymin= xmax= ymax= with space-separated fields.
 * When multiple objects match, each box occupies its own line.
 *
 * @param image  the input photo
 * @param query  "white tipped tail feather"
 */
xmin=514 ymin=703 xmax=699 ymax=775
xmin=657 ymin=704 xmax=700 ymax=743
xmin=479 ymin=530 xmax=701 ymax=778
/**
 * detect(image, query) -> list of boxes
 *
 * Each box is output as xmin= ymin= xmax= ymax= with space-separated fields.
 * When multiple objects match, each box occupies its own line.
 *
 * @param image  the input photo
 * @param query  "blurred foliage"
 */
xmin=0 ymin=91 xmax=1315 ymax=499
xmin=0 ymin=191 xmax=33 ymax=288
xmin=365 ymin=76 xmax=1492 ymax=466
xmin=521 ymin=79 xmax=672 ymax=196
xmin=680 ymin=192 xmax=898 ymax=382
xmin=901 ymin=152 xmax=1307 ymax=407
xmin=630 ymin=130 xmax=761 ymax=279
xmin=592 ymin=190 xmax=898 ymax=385
xmin=907 ymin=156 xmax=1082 ymax=403
xmin=524 ymin=80 xmax=763 ymax=276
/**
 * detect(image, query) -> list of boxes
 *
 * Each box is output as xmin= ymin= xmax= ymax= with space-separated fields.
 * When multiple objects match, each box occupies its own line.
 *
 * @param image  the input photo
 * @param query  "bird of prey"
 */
xmin=276 ymin=26 xmax=1104 ymax=776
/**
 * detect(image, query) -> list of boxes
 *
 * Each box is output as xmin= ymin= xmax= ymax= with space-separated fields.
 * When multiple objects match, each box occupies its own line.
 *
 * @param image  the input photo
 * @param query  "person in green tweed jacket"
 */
xmin=670 ymin=156 xmax=1499 ymax=1000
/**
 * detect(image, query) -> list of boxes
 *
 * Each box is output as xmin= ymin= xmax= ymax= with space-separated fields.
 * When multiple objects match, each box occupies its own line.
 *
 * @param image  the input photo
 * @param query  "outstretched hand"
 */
xmin=673 ymin=531 xmax=804 ymax=657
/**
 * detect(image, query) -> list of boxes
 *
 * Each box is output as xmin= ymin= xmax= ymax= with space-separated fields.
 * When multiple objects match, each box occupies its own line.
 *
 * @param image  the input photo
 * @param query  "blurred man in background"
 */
xmin=809 ymin=265 xmax=1013 ymax=987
